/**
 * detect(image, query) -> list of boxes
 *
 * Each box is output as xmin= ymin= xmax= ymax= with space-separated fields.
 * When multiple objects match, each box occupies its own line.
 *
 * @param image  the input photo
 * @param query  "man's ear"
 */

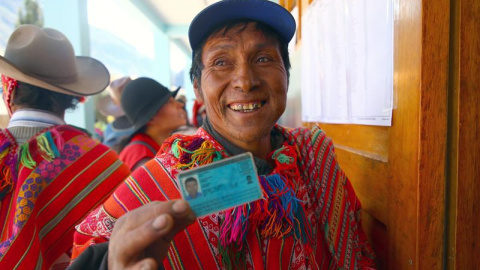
xmin=193 ymin=79 xmax=204 ymax=103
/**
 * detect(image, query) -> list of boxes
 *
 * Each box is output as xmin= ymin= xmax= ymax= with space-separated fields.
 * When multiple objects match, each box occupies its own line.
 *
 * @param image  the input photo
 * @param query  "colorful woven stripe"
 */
xmin=0 ymin=125 xmax=131 ymax=269
xmin=72 ymin=125 xmax=375 ymax=269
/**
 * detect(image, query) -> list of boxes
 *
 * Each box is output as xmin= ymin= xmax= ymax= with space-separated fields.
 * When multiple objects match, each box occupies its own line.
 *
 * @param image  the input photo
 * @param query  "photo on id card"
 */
xmin=177 ymin=152 xmax=263 ymax=217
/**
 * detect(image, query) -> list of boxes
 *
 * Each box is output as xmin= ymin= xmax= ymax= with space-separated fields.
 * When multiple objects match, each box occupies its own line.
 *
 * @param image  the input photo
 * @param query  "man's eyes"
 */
xmin=214 ymin=60 xmax=227 ymax=66
xmin=209 ymin=54 xmax=274 ymax=67
xmin=257 ymin=56 xmax=271 ymax=63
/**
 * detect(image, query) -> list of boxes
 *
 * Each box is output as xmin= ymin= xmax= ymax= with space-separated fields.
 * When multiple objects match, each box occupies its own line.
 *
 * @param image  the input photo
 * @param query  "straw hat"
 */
xmin=0 ymin=24 xmax=110 ymax=96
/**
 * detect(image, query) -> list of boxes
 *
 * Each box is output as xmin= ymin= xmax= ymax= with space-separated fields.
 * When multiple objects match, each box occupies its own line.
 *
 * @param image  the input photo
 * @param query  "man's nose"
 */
xmin=231 ymin=62 xmax=260 ymax=92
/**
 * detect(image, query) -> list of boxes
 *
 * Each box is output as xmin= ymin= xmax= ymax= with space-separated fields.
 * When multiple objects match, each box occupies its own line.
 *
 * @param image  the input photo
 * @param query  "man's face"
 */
xmin=194 ymin=22 xmax=288 ymax=149
xmin=186 ymin=180 xmax=199 ymax=197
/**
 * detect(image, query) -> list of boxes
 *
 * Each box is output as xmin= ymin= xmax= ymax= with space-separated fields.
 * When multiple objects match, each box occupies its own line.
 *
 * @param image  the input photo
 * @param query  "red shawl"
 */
xmin=119 ymin=133 xmax=159 ymax=170
xmin=0 ymin=125 xmax=131 ymax=269
xmin=73 ymin=125 xmax=375 ymax=269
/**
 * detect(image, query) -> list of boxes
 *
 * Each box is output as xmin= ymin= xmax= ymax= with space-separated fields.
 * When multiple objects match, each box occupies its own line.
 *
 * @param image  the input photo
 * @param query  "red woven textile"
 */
xmin=0 ymin=125 xmax=131 ymax=269
xmin=73 ymin=125 xmax=375 ymax=269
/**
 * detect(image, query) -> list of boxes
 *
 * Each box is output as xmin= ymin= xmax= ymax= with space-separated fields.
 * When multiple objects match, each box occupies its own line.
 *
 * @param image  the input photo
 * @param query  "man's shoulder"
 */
xmin=51 ymin=125 xmax=116 ymax=155
xmin=55 ymin=124 xmax=92 ymax=137
xmin=276 ymin=124 xmax=329 ymax=146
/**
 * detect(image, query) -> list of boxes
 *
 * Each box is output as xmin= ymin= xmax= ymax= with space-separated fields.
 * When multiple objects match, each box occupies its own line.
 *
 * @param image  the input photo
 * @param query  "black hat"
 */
xmin=121 ymin=77 xmax=180 ymax=133
xmin=188 ymin=0 xmax=296 ymax=51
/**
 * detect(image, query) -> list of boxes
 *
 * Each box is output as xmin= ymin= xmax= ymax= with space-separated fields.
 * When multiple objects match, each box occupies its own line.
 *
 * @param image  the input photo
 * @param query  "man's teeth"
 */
xmin=230 ymin=102 xmax=263 ymax=111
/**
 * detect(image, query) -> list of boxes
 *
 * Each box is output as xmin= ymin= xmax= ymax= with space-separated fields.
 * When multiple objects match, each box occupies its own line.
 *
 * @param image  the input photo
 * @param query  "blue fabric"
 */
xmin=186 ymin=192 xmax=203 ymax=200
xmin=102 ymin=123 xmax=134 ymax=149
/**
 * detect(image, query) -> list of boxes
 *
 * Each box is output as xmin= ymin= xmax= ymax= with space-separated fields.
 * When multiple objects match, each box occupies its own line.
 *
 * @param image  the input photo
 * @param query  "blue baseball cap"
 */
xmin=188 ymin=0 xmax=296 ymax=51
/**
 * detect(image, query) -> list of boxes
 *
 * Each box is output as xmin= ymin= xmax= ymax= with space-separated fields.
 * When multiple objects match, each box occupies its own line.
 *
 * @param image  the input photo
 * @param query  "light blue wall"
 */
xmin=39 ymin=0 xmax=191 ymax=132
xmin=128 ymin=0 xmax=171 ymax=86
xmin=42 ymin=0 xmax=95 ymax=133
xmin=153 ymin=30 xmax=171 ymax=87
xmin=278 ymin=46 xmax=302 ymax=128
xmin=183 ymin=56 xmax=195 ymax=120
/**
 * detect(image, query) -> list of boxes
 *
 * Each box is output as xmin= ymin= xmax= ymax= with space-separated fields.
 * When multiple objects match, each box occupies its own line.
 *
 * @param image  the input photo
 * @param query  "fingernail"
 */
xmin=172 ymin=200 xmax=188 ymax=214
xmin=152 ymin=215 xmax=167 ymax=230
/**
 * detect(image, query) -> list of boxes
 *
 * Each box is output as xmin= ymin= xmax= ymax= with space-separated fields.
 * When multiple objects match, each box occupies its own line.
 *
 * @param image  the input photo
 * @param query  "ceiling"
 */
xmin=144 ymin=0 xmax=220 ymax=25
xmin=138 ymin=0 xmax=221 ymax=54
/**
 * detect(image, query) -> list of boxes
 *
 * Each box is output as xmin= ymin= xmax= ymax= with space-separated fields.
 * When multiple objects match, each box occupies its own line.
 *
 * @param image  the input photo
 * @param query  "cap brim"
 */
xmin=188 ymin=0 xmax=296 ymax=50
xmin=0 ymin=56 xmax=110 ymax=97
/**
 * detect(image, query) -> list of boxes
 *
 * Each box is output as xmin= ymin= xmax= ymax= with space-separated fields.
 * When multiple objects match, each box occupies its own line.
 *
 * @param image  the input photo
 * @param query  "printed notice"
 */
xmin=301 ymin=0 xmax=394 ymax=126
xmin=177 ymin=152 xmax=262 ymax=217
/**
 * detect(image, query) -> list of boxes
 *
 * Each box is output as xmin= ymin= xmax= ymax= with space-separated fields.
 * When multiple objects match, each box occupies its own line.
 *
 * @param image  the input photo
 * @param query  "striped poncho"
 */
xmin=72 ymin=125 xmax=376 ymax=269
xmin=0 ymin=125 xmax=131 ymax=269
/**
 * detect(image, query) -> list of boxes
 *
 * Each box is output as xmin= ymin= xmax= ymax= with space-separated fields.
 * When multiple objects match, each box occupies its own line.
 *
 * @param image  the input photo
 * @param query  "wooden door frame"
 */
xmin=381 ymin=0 xmax=450 ymax=268
xmin=446 ymin=0 xmax=480 ymax=269
xmin=290 ymin=0 xmax=480 ymax=268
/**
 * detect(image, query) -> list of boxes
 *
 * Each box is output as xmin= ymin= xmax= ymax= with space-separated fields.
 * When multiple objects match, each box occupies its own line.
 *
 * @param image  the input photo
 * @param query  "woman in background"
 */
xmin=118 ymin=77 xmax=186 ymax=170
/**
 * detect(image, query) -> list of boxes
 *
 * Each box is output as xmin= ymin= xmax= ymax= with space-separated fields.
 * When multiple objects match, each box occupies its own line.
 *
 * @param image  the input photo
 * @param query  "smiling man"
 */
xmin=70 ymin=0 xmax=376 ymax=269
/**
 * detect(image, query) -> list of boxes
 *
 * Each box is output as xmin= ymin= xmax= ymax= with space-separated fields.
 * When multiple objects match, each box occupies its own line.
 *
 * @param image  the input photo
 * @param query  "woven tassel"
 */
xmin=219 ymin=206 xmax=250 ymax=269
xmin=0 ymin=138 xmax=10 ymax=154
xmin=46 ymin=131 xmax=60 ymax=157
xmin=0 ymin=137 xmax=16 ymax=200
xmin=36 ymin=131 xmax=60 ymax=161
xmin=218 ymin=240 xmax=245 ymax=270
xmin=0 ymin=145 xmax=12 ymax=189
xmin=188 ymin=140 xmax=223 ymax=166
xmin=36 ymin=132 xmax=55 ymax=161
xmin=0 ymin=144 xmax=12 ymax=191
xmin=218 ymin=174 xmax=313 ymax=268
xmin=261 ymin=175 xmax=313 ymax=246
xmin=19 ymin=143 xmax=36 ymax=169
xmin=217 ymin=142 xmax=314 ymax=267
xmin=170 ymin=139 xmax=181 ymax=158
xmin=50 ymin=128 xmax=64 ymax=152
xmin=0 ymin=166 xmax=12 ymax=189
xmin=174 ymin=138 xmax=224 ymax=170
xmin=0 ymin=146 xmax=9 ymax=160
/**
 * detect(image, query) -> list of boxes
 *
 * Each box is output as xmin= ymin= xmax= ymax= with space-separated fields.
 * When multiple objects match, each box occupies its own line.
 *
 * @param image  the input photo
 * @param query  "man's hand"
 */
xmin=108 ymin=200 xmax=196 ymax=270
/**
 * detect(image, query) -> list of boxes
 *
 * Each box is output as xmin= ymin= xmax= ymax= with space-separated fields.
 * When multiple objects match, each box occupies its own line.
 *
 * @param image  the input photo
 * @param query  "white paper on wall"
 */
xmin=301 ymin=0 xmax=393 ymax=126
